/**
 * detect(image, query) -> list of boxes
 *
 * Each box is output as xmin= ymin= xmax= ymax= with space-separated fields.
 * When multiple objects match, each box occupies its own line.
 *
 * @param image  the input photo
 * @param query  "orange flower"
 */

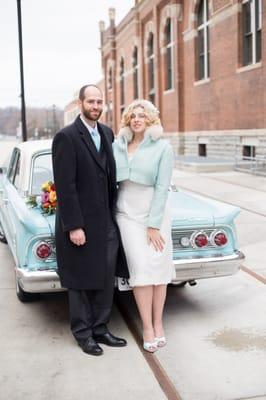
xmin=49 ymin=190 xmax=57 ymax=203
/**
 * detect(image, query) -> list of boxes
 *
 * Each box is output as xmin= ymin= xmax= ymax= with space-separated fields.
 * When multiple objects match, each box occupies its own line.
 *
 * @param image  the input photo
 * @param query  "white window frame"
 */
xmin=165 ymin=18 xmax=174 ymax=90
xmin=197 ymin=0 xmax=210 ymax=80
xmin=133 ymin=47 xmax=139 ymax=99
xmin=119 ymin=58 xmax=125 ymax=114
xmin=147 ymin=34 xmax=155 ymax=102
xmin=242 ymin=0 xmax=262 ymax=65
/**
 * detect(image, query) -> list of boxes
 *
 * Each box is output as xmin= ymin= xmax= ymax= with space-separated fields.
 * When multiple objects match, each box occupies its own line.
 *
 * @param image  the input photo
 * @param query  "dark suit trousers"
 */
xmin=68 ymin=222 xmax=119 ymax=345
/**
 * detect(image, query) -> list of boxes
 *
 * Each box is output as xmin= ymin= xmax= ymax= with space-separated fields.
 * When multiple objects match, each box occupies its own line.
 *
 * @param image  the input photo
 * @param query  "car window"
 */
xmin=31 ymin=153 xmax=54 ymax=195
xmin=7 ymin=148 xmax=20 ymax=185
xmin=13 ymin=153 xmax=21 ymax=189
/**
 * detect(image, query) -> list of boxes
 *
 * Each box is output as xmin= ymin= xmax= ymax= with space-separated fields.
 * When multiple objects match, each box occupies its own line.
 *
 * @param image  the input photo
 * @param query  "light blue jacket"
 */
xmin=113 ymin=125 xmax=174 ymax=229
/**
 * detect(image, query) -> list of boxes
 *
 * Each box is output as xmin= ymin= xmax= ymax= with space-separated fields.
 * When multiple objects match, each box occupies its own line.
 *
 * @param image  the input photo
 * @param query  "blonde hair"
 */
xmin=120 ymin=99 xmax=161 ymax=128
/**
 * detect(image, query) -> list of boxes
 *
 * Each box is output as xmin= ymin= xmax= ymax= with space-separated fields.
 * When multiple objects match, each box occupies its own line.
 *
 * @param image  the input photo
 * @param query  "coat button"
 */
xmin=99 ymin=173 xmax=104 ymax=179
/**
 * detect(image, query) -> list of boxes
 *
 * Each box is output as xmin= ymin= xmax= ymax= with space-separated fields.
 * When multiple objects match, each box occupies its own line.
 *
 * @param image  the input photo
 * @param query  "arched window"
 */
xmin=165 ymin=18 xmax=173 ymax=90
xmin=133 ymin=47 xmax=139 ymax=99
xmin=108 ymin=66 xmax=112 ymax=90
xmin=147 ymin=33 xmax=155 ymax=104
xmin=120 ymin=58 xmax=125 ymax=115
xmin=242 ymin=0 xmax=262 ymax=65
xmin=197 ymin=0 xmax=210 ymax=80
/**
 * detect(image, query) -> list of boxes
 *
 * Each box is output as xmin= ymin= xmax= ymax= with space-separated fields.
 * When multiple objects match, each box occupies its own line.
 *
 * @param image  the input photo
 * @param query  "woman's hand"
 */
xmin=147 ymin=227 xmax=165 ymax=252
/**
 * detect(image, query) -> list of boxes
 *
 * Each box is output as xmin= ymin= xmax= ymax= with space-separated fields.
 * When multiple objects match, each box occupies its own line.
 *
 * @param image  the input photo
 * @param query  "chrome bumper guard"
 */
xmin=172 ymin=251 xmax=245 ymax=283
xmin=16 ymin=267 xmax=64 ymax=293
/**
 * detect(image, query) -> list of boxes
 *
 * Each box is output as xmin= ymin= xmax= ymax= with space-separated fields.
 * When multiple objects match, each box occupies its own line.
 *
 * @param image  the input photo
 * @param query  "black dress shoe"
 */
xmin=94 ymin=332 xmax=127 ymax=347
xmin=79 ymin=337 xmax=103 ymax=356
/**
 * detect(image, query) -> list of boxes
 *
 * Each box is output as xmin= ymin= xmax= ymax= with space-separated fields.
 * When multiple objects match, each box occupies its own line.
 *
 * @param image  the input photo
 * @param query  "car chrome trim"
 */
xmin=15 ymin=267 xmax=64 ymax=293
xmin=29 ymin=150 xmax=52 ymax=195
xmin=173 ymin=251 xmax=244 ymax=264
xmin=172 ymin=251 xmax=244 ymax=283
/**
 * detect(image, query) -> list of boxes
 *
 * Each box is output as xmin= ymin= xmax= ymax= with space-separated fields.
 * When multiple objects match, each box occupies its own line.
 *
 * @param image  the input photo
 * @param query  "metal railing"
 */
xmin=234 ymin=145 xmax=266 ymax=176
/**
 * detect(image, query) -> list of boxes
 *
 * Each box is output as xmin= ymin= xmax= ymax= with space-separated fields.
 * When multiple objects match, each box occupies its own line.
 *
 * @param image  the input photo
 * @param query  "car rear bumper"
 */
xmin=16 ymin=267 xmax=64 ymax=293
xmin=172 ymin=250 xmax=245 ymax=283
xmin=16 ymin=251 xmax=245 ymax=292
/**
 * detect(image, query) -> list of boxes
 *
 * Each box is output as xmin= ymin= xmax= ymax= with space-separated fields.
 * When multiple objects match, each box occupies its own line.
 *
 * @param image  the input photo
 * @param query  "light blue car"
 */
xmin=0 ymin=140 xmax=244 ymax=302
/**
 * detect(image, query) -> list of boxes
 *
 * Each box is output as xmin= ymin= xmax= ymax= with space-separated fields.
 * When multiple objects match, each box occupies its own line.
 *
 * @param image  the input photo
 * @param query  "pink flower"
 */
xmin=41 ymin=192 xmax=50 ymax=204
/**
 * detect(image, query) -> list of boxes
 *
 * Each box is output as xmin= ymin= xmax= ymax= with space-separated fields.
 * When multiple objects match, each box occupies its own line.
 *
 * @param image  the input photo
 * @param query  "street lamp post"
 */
xmin=17 ymin=0 xmax=27 ymax=142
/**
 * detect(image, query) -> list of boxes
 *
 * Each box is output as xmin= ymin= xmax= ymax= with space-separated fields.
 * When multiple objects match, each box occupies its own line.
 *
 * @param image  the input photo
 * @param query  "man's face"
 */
xmin=79 ymin=87 xmax=103 ymax=122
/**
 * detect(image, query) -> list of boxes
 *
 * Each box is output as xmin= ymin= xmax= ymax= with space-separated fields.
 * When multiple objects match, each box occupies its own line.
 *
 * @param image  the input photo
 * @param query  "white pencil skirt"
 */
xmin=116 ymin=180 xmax=174 ymax=287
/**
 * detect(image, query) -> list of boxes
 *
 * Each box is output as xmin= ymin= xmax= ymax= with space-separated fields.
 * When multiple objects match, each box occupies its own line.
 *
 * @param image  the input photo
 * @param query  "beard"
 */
xmin=82 ymin=106 xmax=102 ymax=121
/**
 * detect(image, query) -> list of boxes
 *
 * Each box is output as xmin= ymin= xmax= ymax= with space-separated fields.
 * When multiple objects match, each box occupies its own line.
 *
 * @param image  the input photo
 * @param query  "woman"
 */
xmin=113 ymin=99 xmax=174 ymax=352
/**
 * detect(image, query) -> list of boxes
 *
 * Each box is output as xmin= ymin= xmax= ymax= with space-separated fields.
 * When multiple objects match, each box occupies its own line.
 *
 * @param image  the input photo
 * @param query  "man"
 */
xmin=52 ymin=84 xmax=129 ymax=356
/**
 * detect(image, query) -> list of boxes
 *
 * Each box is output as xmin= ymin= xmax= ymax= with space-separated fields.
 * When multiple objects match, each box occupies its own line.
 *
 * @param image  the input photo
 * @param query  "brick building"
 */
xmin=99 ymin=0 xmax=265 ymax=160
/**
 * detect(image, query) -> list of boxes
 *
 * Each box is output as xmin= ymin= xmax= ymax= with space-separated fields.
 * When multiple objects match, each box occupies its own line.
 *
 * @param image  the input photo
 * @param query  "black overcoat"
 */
xmin=52 ymin=116 xmax=129 ymax=290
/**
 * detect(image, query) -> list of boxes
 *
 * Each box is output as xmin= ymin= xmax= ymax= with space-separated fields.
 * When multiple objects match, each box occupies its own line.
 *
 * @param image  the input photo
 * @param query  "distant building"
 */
xmin=99 ymin=0 xmax=265 ymax=160
xmin=64 ymin=91 xmax=79 ymax=126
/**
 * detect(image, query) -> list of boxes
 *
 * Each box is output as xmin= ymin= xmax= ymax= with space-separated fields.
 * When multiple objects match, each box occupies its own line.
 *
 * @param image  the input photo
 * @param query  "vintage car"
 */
xmin=0 ymin=139 xmax=244 ymax=301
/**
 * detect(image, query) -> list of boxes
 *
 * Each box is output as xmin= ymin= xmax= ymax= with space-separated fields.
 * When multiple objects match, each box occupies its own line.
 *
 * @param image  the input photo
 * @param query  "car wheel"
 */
xmin=0 ymin=220 xmax=7 ymax=244
xmin=15 ymin=276 xmax=40 ymax=302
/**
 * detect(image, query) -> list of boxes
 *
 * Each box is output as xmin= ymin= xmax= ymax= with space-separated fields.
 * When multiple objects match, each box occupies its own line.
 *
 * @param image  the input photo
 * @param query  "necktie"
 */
xmin=91 ymin=128 xmax=101 ymax=152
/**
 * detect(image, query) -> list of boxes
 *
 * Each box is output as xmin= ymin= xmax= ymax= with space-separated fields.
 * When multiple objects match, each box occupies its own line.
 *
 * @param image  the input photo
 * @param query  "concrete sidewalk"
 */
xmin=0 ymin=243 xmax=166 ymax=400
xmin=172 ymin=169 xmax=266 ymax=280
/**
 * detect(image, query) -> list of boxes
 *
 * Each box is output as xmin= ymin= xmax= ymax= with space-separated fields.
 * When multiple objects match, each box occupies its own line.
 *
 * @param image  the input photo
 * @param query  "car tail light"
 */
xmin=191 ymin=232 xmax=208 ymax=248
xmin=180 ymin=236 xmax=190 ymax=247
xmin=211 ymin=230 xmax=228 ymax=247
xmin=33 ymin=241 xmax=52 ymax=260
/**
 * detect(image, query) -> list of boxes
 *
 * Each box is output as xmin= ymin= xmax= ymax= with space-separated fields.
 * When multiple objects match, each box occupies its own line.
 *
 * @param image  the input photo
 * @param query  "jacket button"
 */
xmin=99 ymin=173 xmax=104 ymax=179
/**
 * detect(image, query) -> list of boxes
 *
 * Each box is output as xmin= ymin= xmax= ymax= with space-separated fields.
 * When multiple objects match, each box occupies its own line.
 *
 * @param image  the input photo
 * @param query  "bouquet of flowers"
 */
xmin=41 ymin=181 xmax=57 ymax=214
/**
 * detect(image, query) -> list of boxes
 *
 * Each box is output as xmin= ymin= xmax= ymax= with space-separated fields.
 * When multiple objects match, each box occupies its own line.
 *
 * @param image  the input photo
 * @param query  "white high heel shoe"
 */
xmin=154 ymin=336 xmax=167 ymax=347
xmin=143 ymin=340 xmax=158 ymax=353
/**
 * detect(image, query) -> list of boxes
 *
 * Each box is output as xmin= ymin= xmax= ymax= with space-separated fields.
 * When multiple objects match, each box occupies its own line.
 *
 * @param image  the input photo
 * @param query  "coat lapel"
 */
xmin=75 ymin=116 xmax=105 ymax=171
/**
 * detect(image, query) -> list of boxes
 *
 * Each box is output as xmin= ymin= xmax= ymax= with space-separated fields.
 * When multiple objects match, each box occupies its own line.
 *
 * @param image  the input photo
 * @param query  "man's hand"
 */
xmin=69 ymin=228 xmax=86 ymax=246
xmin=147 ymin=227 xmax=165 ymax=252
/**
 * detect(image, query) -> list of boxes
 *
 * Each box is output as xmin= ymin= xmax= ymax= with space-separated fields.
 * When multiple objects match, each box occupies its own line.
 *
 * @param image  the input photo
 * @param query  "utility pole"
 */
xmin=17 ymin=0 xmax=27 ymax=141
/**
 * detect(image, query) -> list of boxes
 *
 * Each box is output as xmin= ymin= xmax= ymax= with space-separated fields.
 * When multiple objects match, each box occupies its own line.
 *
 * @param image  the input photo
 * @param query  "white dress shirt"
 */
xmin=80 ymin=115 xmax=101 ymax=151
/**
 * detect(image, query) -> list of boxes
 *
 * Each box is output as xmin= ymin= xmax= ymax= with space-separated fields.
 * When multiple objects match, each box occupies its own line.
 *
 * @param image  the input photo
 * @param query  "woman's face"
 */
xmin=129 ymin=107 xmax=147 ymax=136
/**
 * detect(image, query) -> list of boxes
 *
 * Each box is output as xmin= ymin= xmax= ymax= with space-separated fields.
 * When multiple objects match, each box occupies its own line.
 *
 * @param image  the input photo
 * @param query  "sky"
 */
xmin=0 ymin=0 xmax=133 ymax=109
